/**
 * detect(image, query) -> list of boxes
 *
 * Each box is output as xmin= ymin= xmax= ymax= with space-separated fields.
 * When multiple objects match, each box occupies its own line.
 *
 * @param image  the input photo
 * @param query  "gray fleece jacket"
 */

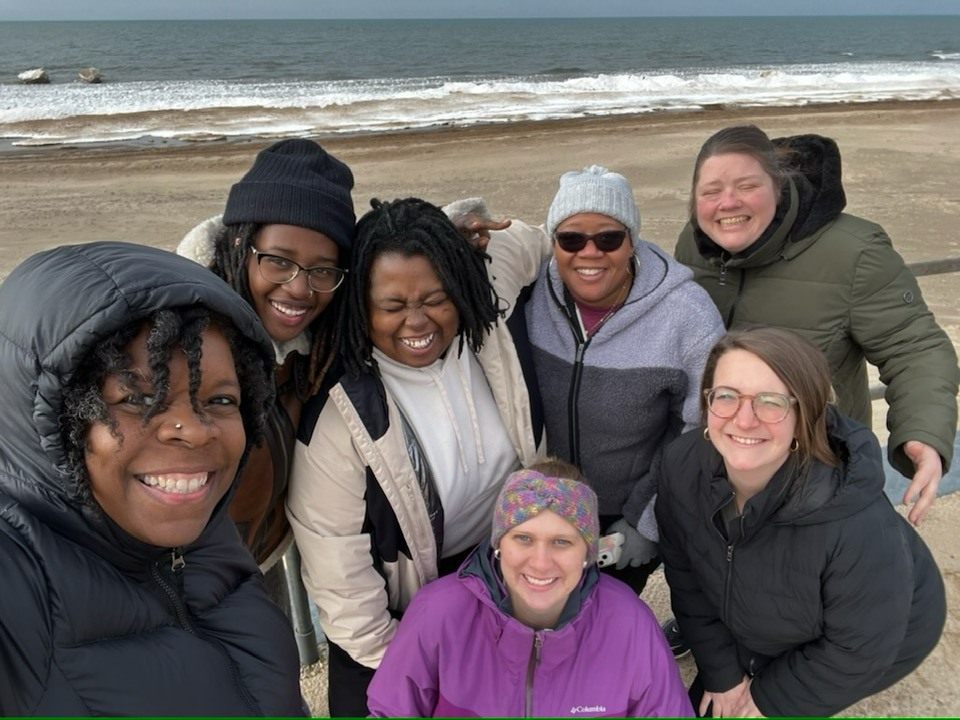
xmin=527 ymin=239 xmax=723 ymax=530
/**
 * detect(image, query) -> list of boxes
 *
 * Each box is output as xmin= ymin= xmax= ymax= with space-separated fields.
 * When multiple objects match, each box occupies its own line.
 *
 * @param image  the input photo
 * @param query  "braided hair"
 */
xmin=59 ymin=306 xmax=273 ymax=506
xmin=209 ymin=222 xmax=346 ymax=398
xmin=342 ymin=197 xmax=502 ymax=378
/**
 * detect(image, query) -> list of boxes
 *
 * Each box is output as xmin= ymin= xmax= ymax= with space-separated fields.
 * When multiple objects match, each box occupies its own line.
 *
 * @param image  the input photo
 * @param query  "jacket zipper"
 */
xmin=716 ymin=258 xmax=746 ymax=327
xmin=567 ymin=340 xmax=589 ymax=466
xmin=152 ymin=549 xmax=194 ymax=633
xmin=548 ymin=272 xmax=592 ymax=468
xmin=151 ymin=549 xmax=262 ymax=715
xmin=524 ymin=632 xmax=543 ymax=717
xmin=720 ymin=514 xmax=745 ymax=627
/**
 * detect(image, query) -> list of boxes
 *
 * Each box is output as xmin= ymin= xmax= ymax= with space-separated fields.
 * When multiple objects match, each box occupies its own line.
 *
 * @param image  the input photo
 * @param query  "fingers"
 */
xmin=905 ymin=475 xmax=940 ymax=526
xmin=466 ymin=232 xmax=490 ymax=253
xmin=699 ymin=693 xmax=713 ymax=717
xmin=901 ymin=441 xmax=943 ymax=526
xmin=466 ymin=217 xmax=511 ymax=233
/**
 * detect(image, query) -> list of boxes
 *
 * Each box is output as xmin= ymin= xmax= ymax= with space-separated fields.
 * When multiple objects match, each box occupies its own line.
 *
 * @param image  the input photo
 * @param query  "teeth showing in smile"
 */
xmin=141 ymin=473 xmax=209 ymax=494
xmin=271 ymin=301 xmax=307 ymax=317
xmin=576 ymin=268 xmax=603 ymax=276
xmin=523 ymin=574 xmax=556 ymax=587
xmin=731 ymin=436 xmax=764 ymax=445
xmin=719 ymin=216 xmax=749 ymax=227
xmin=401 ymin=333 xmax=435 ymax=350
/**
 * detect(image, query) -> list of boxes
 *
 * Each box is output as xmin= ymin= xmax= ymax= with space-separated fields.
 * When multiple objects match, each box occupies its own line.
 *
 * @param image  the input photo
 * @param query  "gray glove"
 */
xmin=608 ymin=518 xmax=658 ymax=570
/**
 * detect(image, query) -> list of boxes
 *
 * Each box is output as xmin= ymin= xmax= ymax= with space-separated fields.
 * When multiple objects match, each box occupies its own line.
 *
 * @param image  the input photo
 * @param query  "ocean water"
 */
xmin=0 ymin=16 xmax=958 ymax=147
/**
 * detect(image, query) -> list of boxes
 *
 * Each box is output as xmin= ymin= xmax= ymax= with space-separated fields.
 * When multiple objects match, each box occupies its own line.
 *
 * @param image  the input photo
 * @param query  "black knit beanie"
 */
xmin=222 ymin=139 xmax=356 ymax=251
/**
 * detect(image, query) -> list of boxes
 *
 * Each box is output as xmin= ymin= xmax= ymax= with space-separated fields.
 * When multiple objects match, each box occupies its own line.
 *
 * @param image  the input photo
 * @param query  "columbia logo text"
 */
xmin=570 ymin=705 xmax=607 ymax=714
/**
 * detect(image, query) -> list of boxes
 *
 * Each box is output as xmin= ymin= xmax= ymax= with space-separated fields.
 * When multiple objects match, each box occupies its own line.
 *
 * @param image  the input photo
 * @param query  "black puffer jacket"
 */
xmin=0 ymin=243 xmax=303 ymax=716
xmin=656 ymin=410 xmax=945 ymax=717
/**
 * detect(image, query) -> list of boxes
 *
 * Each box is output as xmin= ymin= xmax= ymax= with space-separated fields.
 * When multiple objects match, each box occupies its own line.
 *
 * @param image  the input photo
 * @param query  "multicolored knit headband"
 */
xmin=491 ymin=468 xmax=600 ymax=564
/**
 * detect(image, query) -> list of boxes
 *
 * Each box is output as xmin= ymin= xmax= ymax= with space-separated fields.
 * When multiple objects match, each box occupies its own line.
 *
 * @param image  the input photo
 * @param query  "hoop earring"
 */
xmin=703 ymin=428 xmax=710 ymax=440
xmin=493 ymin=548 xmax=501 ymax=560
xmin=790 ymin=438 xmax=799 ymax=453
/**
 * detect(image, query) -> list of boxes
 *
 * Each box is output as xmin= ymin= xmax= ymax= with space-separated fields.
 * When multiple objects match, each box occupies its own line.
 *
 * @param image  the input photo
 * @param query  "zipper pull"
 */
xmin=534 ymin=632 xmax=543 ymax=663
xmin=718 ymin=262 xmax=728 ymax=286
xmin=726 ymin=544 xmax=733 ymax=562
xmin=170 ymin=548 xmax=186 ymax=571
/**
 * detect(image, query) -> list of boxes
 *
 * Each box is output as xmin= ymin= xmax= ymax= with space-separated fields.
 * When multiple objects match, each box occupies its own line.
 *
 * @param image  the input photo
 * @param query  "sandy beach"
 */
xmin=1 ymin=100 xmax=958 ymax=716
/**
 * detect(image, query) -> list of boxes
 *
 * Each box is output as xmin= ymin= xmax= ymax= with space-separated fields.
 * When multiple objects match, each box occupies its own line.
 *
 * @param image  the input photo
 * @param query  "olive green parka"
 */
xmin=675 ymin=134 xmax=958 ymax=478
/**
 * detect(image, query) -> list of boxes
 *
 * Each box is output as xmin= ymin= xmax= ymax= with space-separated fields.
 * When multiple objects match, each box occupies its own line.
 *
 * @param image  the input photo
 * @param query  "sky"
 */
xmin=0 ymin=0 xmax=957 ymax=21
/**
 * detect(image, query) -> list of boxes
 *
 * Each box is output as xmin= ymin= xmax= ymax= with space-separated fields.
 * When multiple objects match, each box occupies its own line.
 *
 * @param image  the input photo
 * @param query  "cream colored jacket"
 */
xmin=286 ymin=227 xmax=548 ymax=669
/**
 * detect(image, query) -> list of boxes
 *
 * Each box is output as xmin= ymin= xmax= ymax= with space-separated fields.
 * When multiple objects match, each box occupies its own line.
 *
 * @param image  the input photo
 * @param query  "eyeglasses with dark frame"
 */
xmin=553 ymin=230 xmax=628 ymax=253
xmin=704 ymin=386 xmax=797 ymax=424
xmin=249 ymin=247 xmax=347 ymax=293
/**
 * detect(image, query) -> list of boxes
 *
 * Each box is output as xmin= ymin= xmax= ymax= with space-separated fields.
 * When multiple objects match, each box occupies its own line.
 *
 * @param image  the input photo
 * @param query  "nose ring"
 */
xmin=175 ymin=423 xmax=183 ymax=430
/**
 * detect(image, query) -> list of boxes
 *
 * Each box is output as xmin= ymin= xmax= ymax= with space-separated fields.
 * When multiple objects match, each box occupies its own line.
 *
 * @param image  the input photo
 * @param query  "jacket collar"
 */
xmin=696 ymin=406 xmax=885 ymax=535
xmin=460 ymin=541 xmax=600 ymax=632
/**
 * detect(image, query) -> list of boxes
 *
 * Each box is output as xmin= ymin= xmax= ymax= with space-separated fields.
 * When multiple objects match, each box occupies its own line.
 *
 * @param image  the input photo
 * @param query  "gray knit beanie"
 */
xmin=222 ymin=138 xmax=356 ymax=251
xmin=545 ymin=165 xmax=640 ymax=241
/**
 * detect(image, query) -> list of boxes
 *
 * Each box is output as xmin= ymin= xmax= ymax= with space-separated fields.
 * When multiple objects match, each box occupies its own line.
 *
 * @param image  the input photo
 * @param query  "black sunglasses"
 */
xmin=553 ymin=230 xmax=628 ymax=253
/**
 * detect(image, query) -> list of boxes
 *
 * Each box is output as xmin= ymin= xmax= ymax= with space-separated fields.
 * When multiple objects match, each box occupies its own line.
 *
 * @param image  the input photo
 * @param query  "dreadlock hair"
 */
xmin=59 ymin=305 xmax=273 ymax=506
xmin=342 ymin=197 xmax=502 ymax=378
xmin=209 ymin=221 xmax=347 ymax=399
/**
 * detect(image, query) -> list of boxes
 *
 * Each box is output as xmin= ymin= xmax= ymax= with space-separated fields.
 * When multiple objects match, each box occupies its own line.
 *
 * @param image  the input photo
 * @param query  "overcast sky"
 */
xmin=0 ymin=0 xmax=957 ymax=21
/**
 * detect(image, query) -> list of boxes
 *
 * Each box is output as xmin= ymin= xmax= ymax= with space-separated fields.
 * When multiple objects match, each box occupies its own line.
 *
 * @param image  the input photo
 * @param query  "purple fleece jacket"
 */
xmin=367 ymin=546 xmax=693 ymax=717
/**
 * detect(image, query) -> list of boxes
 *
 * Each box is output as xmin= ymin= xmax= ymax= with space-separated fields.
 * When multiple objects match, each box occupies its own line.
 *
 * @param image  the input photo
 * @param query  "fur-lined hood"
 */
xmin=177 ymin=214 xmax=224 ymax=268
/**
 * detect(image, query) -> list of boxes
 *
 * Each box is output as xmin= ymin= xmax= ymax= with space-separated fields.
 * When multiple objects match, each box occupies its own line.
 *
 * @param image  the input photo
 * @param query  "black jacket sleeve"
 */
xmin=750 ymin=500 xmax=914 ymax=716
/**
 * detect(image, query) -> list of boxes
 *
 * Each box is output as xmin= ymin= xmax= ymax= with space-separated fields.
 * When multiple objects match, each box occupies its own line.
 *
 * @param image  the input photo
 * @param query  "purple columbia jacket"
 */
xmin=367 ymin=544 xmax=693 ymax=717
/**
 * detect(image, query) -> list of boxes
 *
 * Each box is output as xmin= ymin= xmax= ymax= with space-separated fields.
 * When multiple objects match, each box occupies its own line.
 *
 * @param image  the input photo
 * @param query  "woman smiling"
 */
xmin=366 ymin=460 xmax=693 ymax=717
xmin=0 ymin=242 xmax=302 ymax=716
xmin=674 ymin=125 xmax=958 ymax=526
xmin=178 ymin=138 xmax=355 ymax=569
xmin=287 ymin=197 xmax=545 ymax=716
xmin=656 ymin=327 xmax=945 ymax=717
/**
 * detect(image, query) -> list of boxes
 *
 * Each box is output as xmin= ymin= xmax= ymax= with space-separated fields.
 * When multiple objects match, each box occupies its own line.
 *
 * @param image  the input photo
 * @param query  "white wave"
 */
xmin=3 ymin=61 xmax=959 ymax=146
